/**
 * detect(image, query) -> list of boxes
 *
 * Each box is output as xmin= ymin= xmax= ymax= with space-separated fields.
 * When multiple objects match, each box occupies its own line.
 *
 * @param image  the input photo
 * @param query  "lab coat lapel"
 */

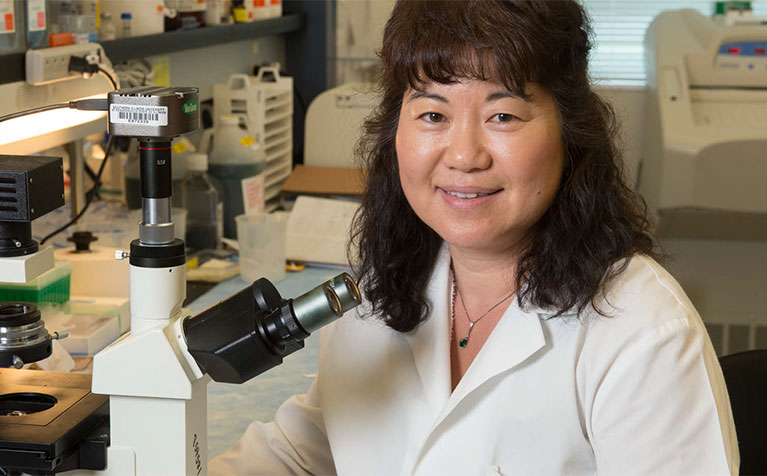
xmin=404 ymin=246 xmax=452 ymax=418
xmin=408 ymin=275 xmax=548 ymax=471
xmin=439 ymin=299 xmax=547 ymax=421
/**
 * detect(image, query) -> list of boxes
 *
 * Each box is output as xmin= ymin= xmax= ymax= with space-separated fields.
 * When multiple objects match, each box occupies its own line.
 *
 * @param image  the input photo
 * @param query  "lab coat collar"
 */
xmin=404 ymin=245 xmax=453 ymax=419
xmin=404 ymin=244 xmax=548 ymax=424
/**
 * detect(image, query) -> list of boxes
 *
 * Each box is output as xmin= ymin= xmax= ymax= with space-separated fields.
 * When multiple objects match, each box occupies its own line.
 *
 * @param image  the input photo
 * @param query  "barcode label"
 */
xmin=109 ymin=104 xmax=169 ymax=126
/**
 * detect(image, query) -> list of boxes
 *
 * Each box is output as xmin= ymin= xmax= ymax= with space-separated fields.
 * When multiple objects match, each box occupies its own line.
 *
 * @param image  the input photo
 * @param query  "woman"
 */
xmin=211 ymin=1 xmax=738 ymax=474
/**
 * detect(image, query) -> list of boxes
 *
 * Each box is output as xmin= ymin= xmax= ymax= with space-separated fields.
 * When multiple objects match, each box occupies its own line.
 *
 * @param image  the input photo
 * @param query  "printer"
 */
xmin=641 ymin=9 xmax=767 ymax=240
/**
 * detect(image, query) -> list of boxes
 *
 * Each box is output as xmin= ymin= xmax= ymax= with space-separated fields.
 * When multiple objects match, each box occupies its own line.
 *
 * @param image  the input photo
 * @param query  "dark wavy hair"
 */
xmin=350 ymin=0 xmax=660 ymax=332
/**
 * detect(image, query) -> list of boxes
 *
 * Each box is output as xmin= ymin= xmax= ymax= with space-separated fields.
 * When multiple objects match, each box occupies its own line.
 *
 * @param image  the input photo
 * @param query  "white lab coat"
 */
xmin=210 ymin=246 xmax=739 ymax=475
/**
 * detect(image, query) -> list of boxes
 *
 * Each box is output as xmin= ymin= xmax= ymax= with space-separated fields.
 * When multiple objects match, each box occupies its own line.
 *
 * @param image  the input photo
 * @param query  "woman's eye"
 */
xmin=492 ymin=113 xmax=517 ymax=123
xmin=420 ymin=112 xmax=445 ymax=123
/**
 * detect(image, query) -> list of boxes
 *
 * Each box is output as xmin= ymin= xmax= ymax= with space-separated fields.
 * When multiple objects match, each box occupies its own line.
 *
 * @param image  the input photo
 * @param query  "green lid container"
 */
xmin=0 ymin=260 xmax=71 ymax=304
xmin=715 ymin=1 xmax=752 ymax=15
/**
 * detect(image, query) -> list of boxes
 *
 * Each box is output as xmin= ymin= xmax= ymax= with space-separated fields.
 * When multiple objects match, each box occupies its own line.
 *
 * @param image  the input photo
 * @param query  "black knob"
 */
xmin=68 ymin=231 xmax=98 ymax=252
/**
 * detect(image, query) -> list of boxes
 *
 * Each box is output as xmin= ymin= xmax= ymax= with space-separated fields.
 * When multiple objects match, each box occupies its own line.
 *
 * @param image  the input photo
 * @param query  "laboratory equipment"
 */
xmin=0 ymin=85 xmax=363 ymax=474
xmin=53 ymin=231 xmax=130 ymax=301
xmin=641 ymin=9 xmax=767 ymax=240
xmin=236 ymin=212 xmax=287 ymax=282
xmin=181 ymin=152 xmax=223 ymax=250
xmin=0 ymin=156 xmax=64 ymax=283
xmin=212 ymin=67 xmax=293 ymax=211
xmin=304 ymin=82 xmax=377 ymax=167
xmin=0 ymin=155 xmax=67 ymax=371
xmin=0 ymin=260 xmax=71 ymax=305
xmin=203 ymin=115 xmax=267 ymax=238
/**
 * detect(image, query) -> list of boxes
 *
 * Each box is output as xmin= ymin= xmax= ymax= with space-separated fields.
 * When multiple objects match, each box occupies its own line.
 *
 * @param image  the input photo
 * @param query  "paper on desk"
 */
xmin=286 ymin=196 xmax=360 ymax=266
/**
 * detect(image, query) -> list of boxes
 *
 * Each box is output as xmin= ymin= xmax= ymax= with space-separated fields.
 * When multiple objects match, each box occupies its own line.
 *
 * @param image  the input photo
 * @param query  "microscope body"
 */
xmin=0 ymin=87 xmax=359 ymax=475
xmin=68 ymin=87 xmax=361 ymax=475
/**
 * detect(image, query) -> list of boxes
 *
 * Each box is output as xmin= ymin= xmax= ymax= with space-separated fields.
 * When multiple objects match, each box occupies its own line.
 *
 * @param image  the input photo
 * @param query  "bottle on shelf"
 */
xmin=25 ymin=0 xmax=48 ymax=49
xmin=120 ymin=11 xmax=131 ymax=38
xmin=269 ymin=0 xmax=281 ymax=18
xmin=98 ymin=11 xmax=116 ymax=41
xmin=231 ymin=0 xmax=247 ymax=23
xmin=0 ymin=0 xmax=26 ymax=54
xmin=205 ymin=0 xmax=223 ymax=26
xmin=249 ymin=0 xmax=269 ymax=21
xmin=181 ymin=153 xmax=223 ymax=251
xmin=64 ymin=0 xmax=97 ymax=44
xmin=204 ymin=115 xmax=266 ymax=239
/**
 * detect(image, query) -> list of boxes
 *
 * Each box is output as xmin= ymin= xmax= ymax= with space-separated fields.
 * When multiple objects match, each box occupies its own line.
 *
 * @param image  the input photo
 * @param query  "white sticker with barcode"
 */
xmin=109 ymin=104 xmax=169 ymax=126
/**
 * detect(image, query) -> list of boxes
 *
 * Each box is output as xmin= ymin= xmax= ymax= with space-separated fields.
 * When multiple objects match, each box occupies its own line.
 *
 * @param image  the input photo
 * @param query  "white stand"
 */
xmin=75 ymin=263 xmax=209 ymax=476
xmin=0 ymin=246 xmax=54 ymax=283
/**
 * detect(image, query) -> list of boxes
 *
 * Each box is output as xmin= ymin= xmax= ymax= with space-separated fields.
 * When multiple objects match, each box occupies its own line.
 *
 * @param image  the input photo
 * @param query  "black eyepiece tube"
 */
xmin=183 ymin=273 xmax=362 ymax=384
xmin=139 ymin=140 xmax=172 ymax=198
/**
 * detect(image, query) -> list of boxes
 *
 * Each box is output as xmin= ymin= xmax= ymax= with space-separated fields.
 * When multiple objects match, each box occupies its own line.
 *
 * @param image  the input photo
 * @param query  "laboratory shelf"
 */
xmin=101 ymin=13 xmax=306 ymax=63
xmin=0 ymin=13 xmax=306 ymax=86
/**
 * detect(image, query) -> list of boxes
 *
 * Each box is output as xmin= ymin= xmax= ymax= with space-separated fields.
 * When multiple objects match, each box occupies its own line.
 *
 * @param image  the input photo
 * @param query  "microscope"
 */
xmin=0 ymin=87 xmax=362 ymax=475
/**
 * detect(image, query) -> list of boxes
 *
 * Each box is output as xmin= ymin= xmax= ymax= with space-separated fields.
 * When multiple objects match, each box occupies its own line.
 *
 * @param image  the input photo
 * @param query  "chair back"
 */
xmin=719 ymin=350 xmax=767 ymax=475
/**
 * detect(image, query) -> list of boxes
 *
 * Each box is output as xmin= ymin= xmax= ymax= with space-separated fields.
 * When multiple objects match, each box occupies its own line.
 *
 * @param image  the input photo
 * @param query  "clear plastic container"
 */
xmin=181 ymin=153 xmax=223 ymax=251
xmin=25 ymin=0 xmax=48 ymax=48
xmin=206 ymin=0 xmax=223 ymax=25
xmin=205 ymin=115 xmax=267 ymax=238
xmin=98 ymin=11 xmax=116 ymax=41
xmin=0 ymin=0 xmax=26 ymax=54
xmin=236 ymin=213 xmax=286 ymax=283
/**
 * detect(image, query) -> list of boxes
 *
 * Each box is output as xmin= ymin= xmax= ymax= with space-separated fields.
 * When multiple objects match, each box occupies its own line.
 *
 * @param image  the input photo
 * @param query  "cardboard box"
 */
xmin=280 ymin=165 xmax=366 ymax=197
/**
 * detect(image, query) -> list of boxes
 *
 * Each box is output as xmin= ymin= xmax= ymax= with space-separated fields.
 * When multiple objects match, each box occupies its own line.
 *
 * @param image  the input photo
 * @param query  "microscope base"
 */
xmin=64 ymin=378 xmax=208 ymax=476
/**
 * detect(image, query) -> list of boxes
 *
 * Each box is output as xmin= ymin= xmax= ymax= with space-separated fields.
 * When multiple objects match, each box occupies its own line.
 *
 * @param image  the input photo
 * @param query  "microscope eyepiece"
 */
xmin=183 ymin=273 xmax=362 ymax=384
xmin=291 ymin=273 xmax=361 ymax=334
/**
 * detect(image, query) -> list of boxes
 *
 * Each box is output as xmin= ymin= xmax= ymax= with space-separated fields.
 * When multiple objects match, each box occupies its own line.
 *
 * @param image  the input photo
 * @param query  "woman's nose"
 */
xmin=441 ymin=122 xmax=491 ymax=172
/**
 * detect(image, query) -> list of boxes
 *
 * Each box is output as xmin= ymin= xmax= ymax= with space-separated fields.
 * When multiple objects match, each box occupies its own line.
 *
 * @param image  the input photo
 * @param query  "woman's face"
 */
xmin=395 ymin=79 xmax=564 ymax=255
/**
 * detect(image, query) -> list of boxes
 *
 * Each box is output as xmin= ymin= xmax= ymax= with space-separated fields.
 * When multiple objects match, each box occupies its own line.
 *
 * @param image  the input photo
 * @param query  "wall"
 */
xmin=148 ymin=36 xmax=285 ymax=101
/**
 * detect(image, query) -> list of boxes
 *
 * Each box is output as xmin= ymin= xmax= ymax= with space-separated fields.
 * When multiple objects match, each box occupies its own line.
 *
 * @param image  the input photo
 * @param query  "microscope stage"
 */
xmin=0 ymin=369 xmax=108 ymax=473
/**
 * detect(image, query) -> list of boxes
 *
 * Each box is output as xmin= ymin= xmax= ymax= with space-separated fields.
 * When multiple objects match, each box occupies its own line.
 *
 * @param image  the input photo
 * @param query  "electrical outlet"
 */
xmin=25 ymin=43 xmax=107 ymax=86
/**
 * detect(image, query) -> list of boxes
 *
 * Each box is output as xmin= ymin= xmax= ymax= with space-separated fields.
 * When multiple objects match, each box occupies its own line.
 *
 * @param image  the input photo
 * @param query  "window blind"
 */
xmin=583 ymin=0 xmax=767 ymax=85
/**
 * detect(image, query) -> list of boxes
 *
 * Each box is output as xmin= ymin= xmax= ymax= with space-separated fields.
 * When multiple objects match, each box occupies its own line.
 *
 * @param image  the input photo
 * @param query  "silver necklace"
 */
xmin=453 ymin=277 xmax=515 ymax=348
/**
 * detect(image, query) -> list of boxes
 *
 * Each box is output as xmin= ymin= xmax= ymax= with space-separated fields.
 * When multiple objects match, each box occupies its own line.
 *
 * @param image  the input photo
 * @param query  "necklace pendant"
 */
xmin=459 ymin=337 xmax=468 ymax=348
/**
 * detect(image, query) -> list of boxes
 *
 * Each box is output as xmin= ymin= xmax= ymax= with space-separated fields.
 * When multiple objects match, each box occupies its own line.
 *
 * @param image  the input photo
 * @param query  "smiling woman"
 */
xmin=396 ymin=80 xmax=563 ymax=256
xmin=353 ymin=0 xmax=657 ymax=334
xmin=209 ymin=1 xmax=739 ymax=475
